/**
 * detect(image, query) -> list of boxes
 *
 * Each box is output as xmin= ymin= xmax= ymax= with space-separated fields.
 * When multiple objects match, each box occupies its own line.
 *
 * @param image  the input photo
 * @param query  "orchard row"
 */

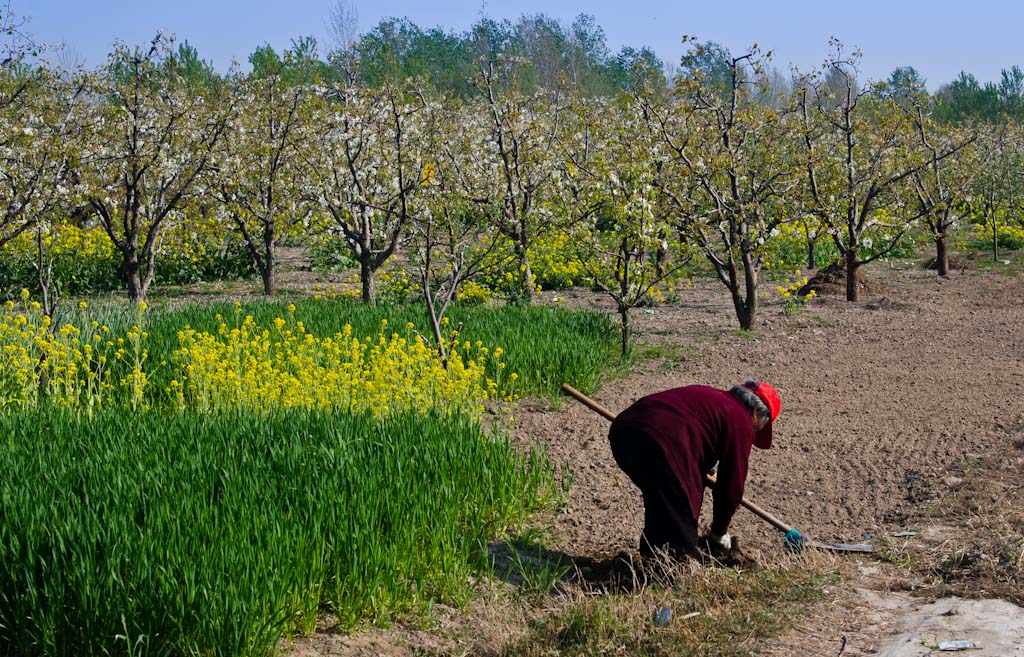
xmin=2 ymin=37 xmax=1022 ymax=344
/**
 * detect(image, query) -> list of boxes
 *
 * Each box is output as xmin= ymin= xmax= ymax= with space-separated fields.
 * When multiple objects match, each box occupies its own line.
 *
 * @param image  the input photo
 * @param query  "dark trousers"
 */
xmin=609 ymin=425 xmax=698 ymax=559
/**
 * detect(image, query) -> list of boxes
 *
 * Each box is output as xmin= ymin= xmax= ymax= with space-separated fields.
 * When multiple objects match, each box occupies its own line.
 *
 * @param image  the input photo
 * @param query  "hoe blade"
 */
xmin=812 ymin=540 xmax=874 ymax=553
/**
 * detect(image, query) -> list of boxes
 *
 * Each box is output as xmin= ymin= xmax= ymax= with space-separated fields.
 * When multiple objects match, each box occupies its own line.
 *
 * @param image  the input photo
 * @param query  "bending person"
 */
xmin=608 ymin=380 xmax=781 ymax=559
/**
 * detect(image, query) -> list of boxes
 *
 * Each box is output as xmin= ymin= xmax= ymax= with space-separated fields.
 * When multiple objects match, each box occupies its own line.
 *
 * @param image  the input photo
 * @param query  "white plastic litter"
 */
xmin=939 ymin=641 xmax=974 ymax=651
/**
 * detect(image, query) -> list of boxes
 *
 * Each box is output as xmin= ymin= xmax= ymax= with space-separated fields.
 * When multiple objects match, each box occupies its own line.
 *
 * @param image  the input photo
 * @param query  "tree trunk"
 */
xmin=261 ymin=263 xmax=276 ymax=297
xmin=747 ymin=288 xmax=759 ymax=329
xmin=807 ymin=239 xmax=816 ymax=270
xmin=262 ymin=225 xmax=277 ymax=297
xmin=935 ymin=233 xmax=949 ymax=277
xmin=845 ymin=248 xmax=859 ymax=302
xmin=726 ymin=283 xmax=756 ymax=331
xmin=618 ymin=304 xmax=631 ymax=357
xmin=514 ymin=239 xmax=533 ymax=304
xmin=992 ymin=216 xmax=998 ymax=263
xmin=655 ymin=231 xmax=667 ymax=277
xmin=124 ymin=250 xmax=144 ymax=304
xmin=734 ymin=297 xmax=755 ymax=331
xmin=360 ymin=257 xmax=376 ymax=304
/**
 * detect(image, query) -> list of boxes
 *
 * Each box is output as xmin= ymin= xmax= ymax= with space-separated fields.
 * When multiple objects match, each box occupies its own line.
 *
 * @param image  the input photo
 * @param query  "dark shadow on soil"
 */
xmin=488 ymin=542 xmax=642 ymax=595
xmin=488 ymin=541 xmax=756 ymax=597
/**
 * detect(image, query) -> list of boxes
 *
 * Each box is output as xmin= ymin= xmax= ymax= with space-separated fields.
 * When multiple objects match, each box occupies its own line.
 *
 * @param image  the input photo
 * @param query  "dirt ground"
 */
xmin=283 ymin=258 xmax=1024 ymax=656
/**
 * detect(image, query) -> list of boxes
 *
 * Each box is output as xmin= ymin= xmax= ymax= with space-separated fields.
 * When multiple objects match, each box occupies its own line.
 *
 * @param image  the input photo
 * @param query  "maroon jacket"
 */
xmin=611 ymin=385 xmax=754 ymax=536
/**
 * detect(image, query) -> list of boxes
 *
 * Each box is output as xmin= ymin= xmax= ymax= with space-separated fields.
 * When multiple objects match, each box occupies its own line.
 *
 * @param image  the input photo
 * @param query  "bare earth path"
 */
xmin=286 ymin=260 xmax=1024 ymax=656
xmin=522 ymin=263 xmax=1022 ymax=558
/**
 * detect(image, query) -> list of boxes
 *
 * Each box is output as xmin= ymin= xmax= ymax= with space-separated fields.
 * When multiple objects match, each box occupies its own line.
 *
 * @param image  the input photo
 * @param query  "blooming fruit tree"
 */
xmin=655 ymin=43 xmax=799 ymax=329
xmin=560 ymin=93 xmax=688 ymax=355
xmin=303 ymin=80 xmax=429 ymax=303
xmin=409 ymin=95 xmax=506 ymax=359
xmin=214 ymin=73 xmax=315 ymax=296
xmin=797 ymin=42 xmax=954 ymax=301
xmin=457 ymin=56 xmax=567 ymax=304
xmin=79 ymin=36 xmax=234 ymax=303
xmin=903 ymin=97 xmax=978 ymax=277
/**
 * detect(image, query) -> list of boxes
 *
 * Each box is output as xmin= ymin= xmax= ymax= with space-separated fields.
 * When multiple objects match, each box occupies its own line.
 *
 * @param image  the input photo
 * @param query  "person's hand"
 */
xmin=699 ymin=532 xmax=735 ymax=559
xmin=699 ymin=532 xmax=753 ymax=566
xmin=709 ymin=533 xmax=732 ymax=551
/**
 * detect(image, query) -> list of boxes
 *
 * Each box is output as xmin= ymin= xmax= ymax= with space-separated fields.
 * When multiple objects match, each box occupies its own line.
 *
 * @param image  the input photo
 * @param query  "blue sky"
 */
xmin=17 ymin=1 xmax=1024 ymax=90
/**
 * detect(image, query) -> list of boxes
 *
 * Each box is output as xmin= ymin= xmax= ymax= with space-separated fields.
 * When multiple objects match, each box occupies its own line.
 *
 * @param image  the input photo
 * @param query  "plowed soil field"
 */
xmin=523 ymin=263 xmax=1023 ymax=561
xmin=286 ymin=259 xmax=1024 ymax=656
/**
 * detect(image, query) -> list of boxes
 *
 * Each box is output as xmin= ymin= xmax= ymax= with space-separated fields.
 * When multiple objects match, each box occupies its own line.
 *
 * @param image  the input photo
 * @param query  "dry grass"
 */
xmin=876 ymin=433 xmax=1024 ymax=605
xmin=473 ymin=551 xmax=837 ymax=657
xmin=281 ymin=548 xmax=840 ymax=657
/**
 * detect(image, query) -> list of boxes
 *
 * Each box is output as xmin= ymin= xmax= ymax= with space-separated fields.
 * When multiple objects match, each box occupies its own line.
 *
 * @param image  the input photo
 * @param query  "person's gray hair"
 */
xmin=729 ymin=380 xmax=771 ymax=422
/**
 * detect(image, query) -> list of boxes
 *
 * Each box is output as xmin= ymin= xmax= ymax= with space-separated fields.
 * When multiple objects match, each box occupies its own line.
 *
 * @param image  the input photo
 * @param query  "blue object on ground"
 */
xmin=653 ymin=607 xmax=672 ymax=627
xmin=783 ymin=528 xmax=804 ymax=553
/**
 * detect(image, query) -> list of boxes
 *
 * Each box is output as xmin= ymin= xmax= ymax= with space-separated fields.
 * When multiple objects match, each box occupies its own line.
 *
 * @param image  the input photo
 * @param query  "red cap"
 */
xmin=744 ymin=381 xmax=781 ymax=449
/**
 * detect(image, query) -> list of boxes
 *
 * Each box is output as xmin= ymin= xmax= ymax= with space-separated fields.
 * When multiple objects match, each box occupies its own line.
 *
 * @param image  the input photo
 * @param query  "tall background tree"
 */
xmin=213 ymin=70 xmax=313 ymax=296
xmin=79 ymin=35 xmax=234 ymax=303
xmin=657 ymin=42 xmax=799 ymax=329
xmin=798 ymin=43 xmax=947 ymax=301
xmin=340 ymin=12 xmax=669 ymax=97
xmin=456 ymin=55 xmax=567 ymax=303
xmin=303 ymin=81 xmax=428 ymax=303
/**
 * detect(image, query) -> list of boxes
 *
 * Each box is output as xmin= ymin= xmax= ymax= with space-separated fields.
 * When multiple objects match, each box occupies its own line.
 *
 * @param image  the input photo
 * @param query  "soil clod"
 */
xmin=798 ymin=261 xmax=883 ymax=296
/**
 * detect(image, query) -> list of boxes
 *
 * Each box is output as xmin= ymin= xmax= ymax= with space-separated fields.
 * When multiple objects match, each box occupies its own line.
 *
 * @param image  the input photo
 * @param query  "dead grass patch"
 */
xmin=490 ymin=557 xmax=835 ymax=657
xmin=881 ymin=434 xmax=1024 ymax=605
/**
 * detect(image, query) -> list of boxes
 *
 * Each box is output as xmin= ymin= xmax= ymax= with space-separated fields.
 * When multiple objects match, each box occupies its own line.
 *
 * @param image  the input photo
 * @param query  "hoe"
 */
xmin=562 ymin=384 xmax=873 ymax=555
